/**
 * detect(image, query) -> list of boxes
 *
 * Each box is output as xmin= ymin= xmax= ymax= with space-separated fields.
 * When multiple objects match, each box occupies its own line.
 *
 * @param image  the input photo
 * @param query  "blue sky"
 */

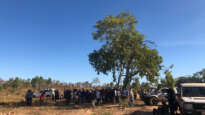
xmin=0 ymin=0 xmax=205 ymax=83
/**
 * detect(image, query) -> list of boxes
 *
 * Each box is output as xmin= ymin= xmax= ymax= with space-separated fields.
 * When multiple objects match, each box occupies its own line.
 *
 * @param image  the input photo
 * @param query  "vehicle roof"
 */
xmin=181 ymin=83 xmax=205 ymax=87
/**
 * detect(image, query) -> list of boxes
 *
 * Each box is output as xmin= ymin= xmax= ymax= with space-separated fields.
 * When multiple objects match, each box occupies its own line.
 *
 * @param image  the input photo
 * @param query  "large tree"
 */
xmin=89 ymin=12 xmax=163 ymax=89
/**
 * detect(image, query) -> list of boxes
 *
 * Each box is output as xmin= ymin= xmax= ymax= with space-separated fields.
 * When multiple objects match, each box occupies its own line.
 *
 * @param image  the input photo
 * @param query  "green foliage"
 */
xmin=31 ymin=76 xmax=52 ymax=89
xmin=131 ymin=77 xmax=140 ymax=94
xmin=12 ymin=77 xmax=21 ymax=89
xmin=159 ymin=78 xmax=167 ymax=88
xmin=170 ymin=68 xmax=205 ymax=87
xmin=193 ymin=68 xmax=205 ymax=82
xmin=140 ymin=82 xmax=150 ymax=89
xmin=164 ymin=65 xmax=175 ymax=89
xmin=89 ymin=12 xmax=162 ymax=89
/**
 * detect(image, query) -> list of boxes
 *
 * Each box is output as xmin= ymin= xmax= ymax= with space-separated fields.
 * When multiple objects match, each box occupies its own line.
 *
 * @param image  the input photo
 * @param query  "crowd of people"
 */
xmin=25 ymin=87 xmax=180 ymax=115
xmin=25 ymin=89 xmax=61 ymax=106
xmin=64 ymin=88 xmax=135 ymax=107
xmin=25 ymin=88 xmax=135 ymax=107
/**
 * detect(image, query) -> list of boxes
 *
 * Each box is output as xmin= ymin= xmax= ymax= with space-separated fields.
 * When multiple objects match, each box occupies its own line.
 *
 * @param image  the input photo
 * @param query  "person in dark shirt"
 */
xmin=167 ymin=88 xmax=178 ymax=115
xmin=25 ymin=89 xmax=33 ymax=106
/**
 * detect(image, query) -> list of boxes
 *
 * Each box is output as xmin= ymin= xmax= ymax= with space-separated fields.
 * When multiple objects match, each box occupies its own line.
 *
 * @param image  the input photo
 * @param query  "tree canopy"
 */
xmin=89 ymin=12 xmax=163 ymax=89
xmin=163 ymin=65 xmax=175 ymax=89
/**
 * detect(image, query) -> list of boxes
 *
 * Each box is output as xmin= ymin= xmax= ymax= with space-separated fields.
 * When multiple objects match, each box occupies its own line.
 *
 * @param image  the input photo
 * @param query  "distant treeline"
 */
xmin=0 ymin=76 xmax=116 ymax=91
xmin=0 ymin=68 xmax=204 ymax=92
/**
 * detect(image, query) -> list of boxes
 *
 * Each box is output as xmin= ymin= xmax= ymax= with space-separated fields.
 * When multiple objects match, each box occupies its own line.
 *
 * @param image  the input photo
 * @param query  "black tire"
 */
xmin=150 ymin=97 xmax=159 ymax=105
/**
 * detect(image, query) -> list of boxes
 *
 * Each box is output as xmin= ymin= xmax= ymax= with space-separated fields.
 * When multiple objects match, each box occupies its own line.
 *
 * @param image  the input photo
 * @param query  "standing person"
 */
xmin=116 ymin=89 xmax=121 ymax=103
xmin=78 ymin=89 xmax=82 ymax=104
xmin=96 ymin=90 xmax=101 ymax=105
xmin=67 ymin=89 xmax=71 ymax=104
xmin=81 ymin=89 xmax=85 ymax=104
xmin=40 ymin=91 xmax=46 ymax=105
xmin=55 ymin=89 xmax=59 ymax=102
xmin=73 ymin=89 xmax=77 ymax=104
xmin=114 ymin=89 xmax=117 ymax=104
xmin=25 ymin=89 xmax=33 ymax=106
xmin=91 ymin=90 xmax=96 ymax=107
xmin=168 ymin=88 xmax=177 ymax=115
xmin=129 ymin=89 xmax=134 ymax=107
xmin=52 ymin=89 xmax=55 ymax=102
xmin=125 ymin=89 xmax=129 ymax=97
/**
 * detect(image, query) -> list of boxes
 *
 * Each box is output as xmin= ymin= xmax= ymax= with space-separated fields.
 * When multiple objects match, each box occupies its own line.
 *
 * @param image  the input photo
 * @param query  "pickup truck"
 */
xmin=177 ymin=83 xmax=205 ymax=115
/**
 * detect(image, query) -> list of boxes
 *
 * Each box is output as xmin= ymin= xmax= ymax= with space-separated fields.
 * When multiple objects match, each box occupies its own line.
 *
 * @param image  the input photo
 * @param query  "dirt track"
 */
xmin=0 ymin=99 xmax=156 ymax=115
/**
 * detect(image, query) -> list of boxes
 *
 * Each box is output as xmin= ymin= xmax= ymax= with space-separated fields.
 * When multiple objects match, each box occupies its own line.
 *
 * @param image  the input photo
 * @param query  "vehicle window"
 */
xmin=182 ymin=87 xmax=205 ymax=97
xmin=161 ymin=89 xmax=168 ymax=93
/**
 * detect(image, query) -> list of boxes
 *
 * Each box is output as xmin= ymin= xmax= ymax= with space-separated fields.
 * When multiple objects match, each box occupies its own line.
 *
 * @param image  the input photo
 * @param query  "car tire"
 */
xmin=150 ymin=97 xmax=158 ymax=105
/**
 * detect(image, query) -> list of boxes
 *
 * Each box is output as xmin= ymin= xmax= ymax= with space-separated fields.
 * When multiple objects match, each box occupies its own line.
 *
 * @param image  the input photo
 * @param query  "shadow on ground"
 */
xmin=0 ymin=99 xmax=95 ymax=110
xmin=0 ymin=99 xmax=121 ymax=110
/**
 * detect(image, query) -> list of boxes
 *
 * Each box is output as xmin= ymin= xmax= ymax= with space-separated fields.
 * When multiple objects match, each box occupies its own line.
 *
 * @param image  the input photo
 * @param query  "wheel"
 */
xmin=150 ymin=97 xmax=159 ymax=105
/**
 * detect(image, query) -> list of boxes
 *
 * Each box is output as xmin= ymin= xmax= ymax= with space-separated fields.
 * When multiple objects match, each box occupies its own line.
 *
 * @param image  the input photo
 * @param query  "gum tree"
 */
xmin=89 ymin=12 xmax=162 ymax=89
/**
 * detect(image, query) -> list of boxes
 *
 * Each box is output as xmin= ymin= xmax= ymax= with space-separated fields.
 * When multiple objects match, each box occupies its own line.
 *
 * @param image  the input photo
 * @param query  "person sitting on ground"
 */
xmin=25 ymin=89 xmax=33 ymax=106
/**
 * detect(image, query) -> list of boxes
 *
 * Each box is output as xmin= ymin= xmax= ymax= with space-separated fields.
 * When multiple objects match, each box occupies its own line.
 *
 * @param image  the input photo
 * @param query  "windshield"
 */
xmin=161 ymin=89 xmax=169 ymax=93
xmin=182 ymin=87 xmax=205 ymax=97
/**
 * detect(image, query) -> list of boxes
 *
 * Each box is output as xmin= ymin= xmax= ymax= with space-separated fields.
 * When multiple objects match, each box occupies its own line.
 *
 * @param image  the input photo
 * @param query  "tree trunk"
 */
xmin=123 ymin=66 xmax=131 ymax=89
xmin=115 ymin=65 xmax=124 ymax=89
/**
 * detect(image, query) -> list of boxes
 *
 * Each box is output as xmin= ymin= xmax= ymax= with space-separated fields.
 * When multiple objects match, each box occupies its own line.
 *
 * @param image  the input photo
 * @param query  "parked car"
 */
xmin=142 ymin=87 xmax=169 ymax=105
xmin=33 ymin=88 xmax=55 ymax=98
xmin=177 ymin=83 xmax=205 ymax=115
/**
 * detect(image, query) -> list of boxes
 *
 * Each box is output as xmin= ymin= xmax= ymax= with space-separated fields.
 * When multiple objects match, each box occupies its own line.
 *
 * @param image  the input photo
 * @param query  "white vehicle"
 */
xmin=143 ymin=87 xmax=169 ymax=105
xmin=177 ymin=83 xmax=205 ymax=115
xmin=33 ymin=89 xmax=55 ymax=98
